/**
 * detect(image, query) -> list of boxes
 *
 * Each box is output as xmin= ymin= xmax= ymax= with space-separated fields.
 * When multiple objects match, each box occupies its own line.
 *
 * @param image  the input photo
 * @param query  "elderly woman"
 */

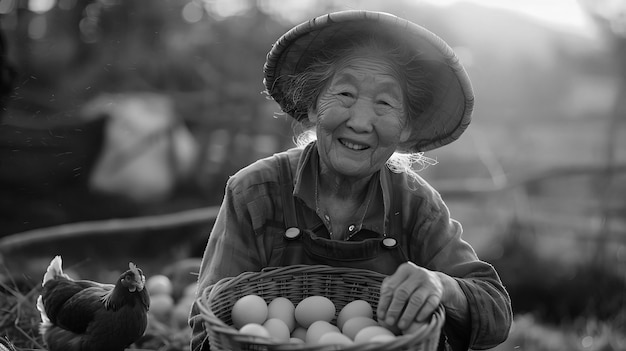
xmin=190 ymin=10 xmax=512 ymax=351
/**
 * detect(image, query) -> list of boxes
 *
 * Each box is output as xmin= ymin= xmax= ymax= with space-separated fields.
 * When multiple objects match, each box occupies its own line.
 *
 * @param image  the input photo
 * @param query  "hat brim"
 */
xmin=263 ymin=10 xmax=474 ymax=152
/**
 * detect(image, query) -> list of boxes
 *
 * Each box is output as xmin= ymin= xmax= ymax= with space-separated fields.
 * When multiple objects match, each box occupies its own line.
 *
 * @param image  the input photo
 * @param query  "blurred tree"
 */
xmin=0 ymin=0 xmax=298 ymax=234
xmin=578 ymin=0 xmax=626 ymax=271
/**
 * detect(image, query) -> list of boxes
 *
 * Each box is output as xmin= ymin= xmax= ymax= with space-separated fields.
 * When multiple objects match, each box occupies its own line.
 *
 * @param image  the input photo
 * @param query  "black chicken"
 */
xmin=37 ymin=256 xmax=150 ymax=351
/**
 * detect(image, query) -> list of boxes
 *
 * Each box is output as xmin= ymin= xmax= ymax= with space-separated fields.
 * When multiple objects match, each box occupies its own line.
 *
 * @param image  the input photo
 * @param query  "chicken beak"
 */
xmin=129 ymin=274 xmax=145 ymax=292
xmin=135 ymin=274 xmax=145 ymax=292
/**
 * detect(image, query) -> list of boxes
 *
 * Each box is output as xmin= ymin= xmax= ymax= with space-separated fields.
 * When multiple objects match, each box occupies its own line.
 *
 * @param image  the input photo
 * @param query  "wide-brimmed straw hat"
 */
xmin=263 ymin=10 xmax=474 ymax=153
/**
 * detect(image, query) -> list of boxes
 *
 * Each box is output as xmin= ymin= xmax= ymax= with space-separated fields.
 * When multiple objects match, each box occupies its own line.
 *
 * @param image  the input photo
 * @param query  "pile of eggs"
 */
xmin=146 ymin=274 xmax=196 ymax=329
xmin=230 ymin=294 xmax=426 ymax=346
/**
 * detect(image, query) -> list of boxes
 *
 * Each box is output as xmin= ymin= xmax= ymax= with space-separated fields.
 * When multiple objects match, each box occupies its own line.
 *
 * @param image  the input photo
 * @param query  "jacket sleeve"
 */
xmin=189 ymin=178 xmax=265 ymax=351
xmin=412 ymin=195 xmax=513 ymax=350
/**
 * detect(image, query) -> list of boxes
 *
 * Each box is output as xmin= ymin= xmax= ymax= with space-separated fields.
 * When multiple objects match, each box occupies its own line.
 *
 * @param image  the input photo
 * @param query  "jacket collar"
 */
xmin=293 ymin=141 xmax=391 ymax=236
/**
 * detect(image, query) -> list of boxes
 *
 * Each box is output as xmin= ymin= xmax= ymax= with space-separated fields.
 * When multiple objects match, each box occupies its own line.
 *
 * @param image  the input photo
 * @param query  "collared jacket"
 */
xmin=189 ymin=142 xmax=512 ymax=350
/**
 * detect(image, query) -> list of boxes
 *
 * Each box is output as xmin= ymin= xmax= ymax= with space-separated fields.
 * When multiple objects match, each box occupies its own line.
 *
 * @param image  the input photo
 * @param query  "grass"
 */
xmin=0 ymin=274 xmax=45 ymax=351
xmin=491 ymin=313 xmax=626 ymax=351
xmin=1 ymin=262 xmax=624 ymax=351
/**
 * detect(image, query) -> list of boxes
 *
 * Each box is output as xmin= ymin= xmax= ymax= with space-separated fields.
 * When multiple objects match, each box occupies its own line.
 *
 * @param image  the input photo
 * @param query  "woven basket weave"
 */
xmin=195 ymin=264 xmax=445 ymax=351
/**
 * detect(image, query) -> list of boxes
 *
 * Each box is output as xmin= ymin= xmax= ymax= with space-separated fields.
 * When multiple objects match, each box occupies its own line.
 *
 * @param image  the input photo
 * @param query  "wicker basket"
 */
xmin=195 ymin=264 xmax=445 ymax=351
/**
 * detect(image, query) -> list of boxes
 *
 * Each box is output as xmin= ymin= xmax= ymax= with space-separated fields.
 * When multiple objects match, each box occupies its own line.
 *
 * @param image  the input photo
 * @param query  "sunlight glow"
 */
xmin=423 ymin=0 xmax=590 ymax=32
xmin=257 ymin=0 xmax=322 ymax=23
xmin=0 ymin=0 xmax=15 ymax=14
xmin=182 ymin=2 xmax=204 ymax=23
xmin=28 ymin=0 xmax=55 ymax=13
xmin=204 ymin=0 xmax=251 ymax=19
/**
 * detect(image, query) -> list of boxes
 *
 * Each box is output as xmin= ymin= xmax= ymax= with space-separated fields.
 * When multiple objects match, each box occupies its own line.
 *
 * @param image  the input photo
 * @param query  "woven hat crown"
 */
xmin=263 ymin=10 xmax=474 ymax=152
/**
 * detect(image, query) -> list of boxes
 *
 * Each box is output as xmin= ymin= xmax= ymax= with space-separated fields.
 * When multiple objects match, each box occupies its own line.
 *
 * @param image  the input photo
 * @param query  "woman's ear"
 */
xmin=399 ymin=126 xmax=411 ymax=143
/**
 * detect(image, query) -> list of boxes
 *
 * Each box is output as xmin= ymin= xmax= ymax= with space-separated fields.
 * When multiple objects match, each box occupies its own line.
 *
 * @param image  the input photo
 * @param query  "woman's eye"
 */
xmin=338 ymin=92 xmax=354 ymax=98
xmin=377 ymin=100 xmax=395 ymax=108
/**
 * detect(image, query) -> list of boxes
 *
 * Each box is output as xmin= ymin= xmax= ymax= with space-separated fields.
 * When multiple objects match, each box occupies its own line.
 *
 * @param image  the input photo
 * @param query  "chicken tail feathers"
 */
xmin=42 ymin=256 xmax=69 ymax=286
xmin=36 ymin=295 xmax=52 ymax=337
xmin=39 ymin=255 xmax=68 ymax=339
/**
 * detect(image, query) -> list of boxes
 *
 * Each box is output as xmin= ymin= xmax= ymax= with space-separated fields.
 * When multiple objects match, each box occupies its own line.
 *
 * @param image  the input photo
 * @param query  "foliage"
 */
xmin=490 ymin=219 xmax=626 ymax=325
xmin=0 ymin=274 xmax=44 ymax=350
xmin=3 ymin=272 xmax=625 ymax=351
xmin=492 ymin=313 xmax=626 ymax=351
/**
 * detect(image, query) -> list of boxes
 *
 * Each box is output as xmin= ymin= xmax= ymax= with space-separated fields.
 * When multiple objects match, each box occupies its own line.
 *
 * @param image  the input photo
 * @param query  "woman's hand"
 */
xmin=376 ymin=262 xmax=443 ymax=331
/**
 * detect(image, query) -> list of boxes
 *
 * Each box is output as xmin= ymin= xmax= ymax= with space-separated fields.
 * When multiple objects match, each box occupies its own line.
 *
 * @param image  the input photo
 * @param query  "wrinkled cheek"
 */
xmin=317 ymin=105 xmax=348 ymax=136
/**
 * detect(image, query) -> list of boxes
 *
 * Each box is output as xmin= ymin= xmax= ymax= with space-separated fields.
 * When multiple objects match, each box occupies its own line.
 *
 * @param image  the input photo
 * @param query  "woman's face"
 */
xmin=308 ymin=56 xmax=411 ymax=179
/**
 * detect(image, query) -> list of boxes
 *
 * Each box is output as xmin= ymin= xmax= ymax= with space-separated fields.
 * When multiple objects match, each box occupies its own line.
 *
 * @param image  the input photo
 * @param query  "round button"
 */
xmin=348 ymin=225 xmax=355 ymax=232
xmin=285 ymin=227 xmax=301 ymax=240
xmin=382 ymin=237 xmax=398 ymax=248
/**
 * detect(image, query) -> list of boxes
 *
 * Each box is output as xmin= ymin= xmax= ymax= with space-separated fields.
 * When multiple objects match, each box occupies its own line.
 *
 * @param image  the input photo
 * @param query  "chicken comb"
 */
xmin=128 ymin=262 xmax=140 ymax=276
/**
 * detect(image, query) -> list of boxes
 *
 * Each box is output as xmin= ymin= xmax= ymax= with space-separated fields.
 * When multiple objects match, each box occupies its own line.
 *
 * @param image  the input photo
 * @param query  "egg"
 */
xmin=231 ymin=294 xmax=268 ymax=329
xmin=263 ymin=318 xmax=290 ymax=342
xmin=305 ymin=320 xmax=340 ymax=345
xmin=341 ymin=316 xmax=379 ymax=340
xmin=182 ymin=282 xmax=198 ymax=297
xmin=239 ymin=323 xmax=271 ymax=338
xmin=295 ymin=296 xmax=335 ymax=328
xmin=354 ymin=325 xmax=395 ymax=344
xmin=268 ymin=297 xmax=296 ymax=332
xmin=148 ymin=294 xmax=174 ymax=322
xmin=289 ymin=337 xmax=305 ymax=344
xmin=171 ymin=295 xmax=195 ymax=329
xmin=318 ymin=331 xmax=354 ymax=346
xmin=336 ymin=299 xmax=373 ymax=330
xmin=377 ymin=317 xmax=402 ymax=335
xmin=370 ymin=334 xmax=397 ymax=343
xmin=146 ymin=274 xmax=173 ymax=296
xmin=291 ymin=326 xmax=307 ymax=341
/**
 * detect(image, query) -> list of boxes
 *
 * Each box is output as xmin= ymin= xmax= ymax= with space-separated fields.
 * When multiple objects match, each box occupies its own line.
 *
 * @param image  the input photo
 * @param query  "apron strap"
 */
xmin=390 ymin=199 xmax=403 ymax=238
xmin=275 ymin=153 xmax=299 ymax=229
xmin=387 ymin=179 xmax=409 ymax=262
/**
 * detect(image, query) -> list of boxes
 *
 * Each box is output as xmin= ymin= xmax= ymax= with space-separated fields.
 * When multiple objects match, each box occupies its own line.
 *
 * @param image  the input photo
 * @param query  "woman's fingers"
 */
xmin=381 ymin=277 xmax=418 ymax=327
xmin=396 ymin=287 xmax=428 ymax=329
xmin=377 ymin=262 xmax=443 ymax=330
xmin=415 ymin=294 xmax=441 ymax=323
xmin=377 ymin=262 xmax=417 ymax=323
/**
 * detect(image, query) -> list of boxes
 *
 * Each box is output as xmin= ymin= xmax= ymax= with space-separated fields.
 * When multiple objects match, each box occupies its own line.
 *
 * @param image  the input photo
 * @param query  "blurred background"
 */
xmin=0 ymin=0 xmax=625 ymax=350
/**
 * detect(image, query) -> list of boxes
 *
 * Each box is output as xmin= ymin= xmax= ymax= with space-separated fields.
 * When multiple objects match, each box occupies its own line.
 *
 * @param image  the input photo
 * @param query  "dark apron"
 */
xmin=275 ymin=153 xmax=408 ymax=275
xmin=273 ymin=153 xmax=455 ymax=351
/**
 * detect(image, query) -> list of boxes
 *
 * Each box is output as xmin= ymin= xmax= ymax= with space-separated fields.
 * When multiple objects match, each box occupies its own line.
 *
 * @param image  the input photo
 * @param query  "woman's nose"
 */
xmin=346 ymin=99 xmax=375 ymax=133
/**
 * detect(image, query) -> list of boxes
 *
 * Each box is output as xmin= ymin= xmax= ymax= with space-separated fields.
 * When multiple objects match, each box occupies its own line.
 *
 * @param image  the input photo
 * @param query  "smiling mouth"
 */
xmin=339 ymin=139 xmax=369 ymax=151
